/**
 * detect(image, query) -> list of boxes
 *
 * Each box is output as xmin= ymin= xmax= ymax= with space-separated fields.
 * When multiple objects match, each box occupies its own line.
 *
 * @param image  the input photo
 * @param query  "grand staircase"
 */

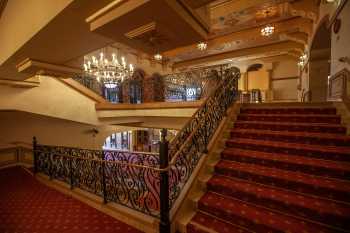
xmin=186 ymin=104 xmax=350 ymax=233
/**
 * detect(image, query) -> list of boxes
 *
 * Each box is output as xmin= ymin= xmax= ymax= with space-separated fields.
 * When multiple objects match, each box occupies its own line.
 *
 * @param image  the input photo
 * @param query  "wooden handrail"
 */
xmin=95 ymin=100 xmax=204 ymax=110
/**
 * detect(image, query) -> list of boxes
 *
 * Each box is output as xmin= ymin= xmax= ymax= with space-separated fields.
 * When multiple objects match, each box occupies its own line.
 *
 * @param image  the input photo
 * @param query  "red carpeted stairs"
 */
xmin=187 ymin=105 xmax=350 ymax=233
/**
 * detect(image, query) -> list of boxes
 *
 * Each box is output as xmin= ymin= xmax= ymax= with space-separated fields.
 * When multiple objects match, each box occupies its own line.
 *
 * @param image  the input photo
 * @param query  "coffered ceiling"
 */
xmin=165 ymin=0 xmax=316 ymax=68
xmin=0 ymin=0 xmax=319 ymax=80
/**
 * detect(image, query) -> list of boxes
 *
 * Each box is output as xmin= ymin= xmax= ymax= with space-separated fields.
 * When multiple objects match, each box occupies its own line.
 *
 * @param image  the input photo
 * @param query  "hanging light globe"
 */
xmin=154 ymin=53 xmax=162 ymax=61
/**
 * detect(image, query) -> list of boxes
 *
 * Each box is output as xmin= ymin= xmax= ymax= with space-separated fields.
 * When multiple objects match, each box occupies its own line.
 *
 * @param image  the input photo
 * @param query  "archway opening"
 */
xmin=309 ymin=18 xmax=331 ymax=102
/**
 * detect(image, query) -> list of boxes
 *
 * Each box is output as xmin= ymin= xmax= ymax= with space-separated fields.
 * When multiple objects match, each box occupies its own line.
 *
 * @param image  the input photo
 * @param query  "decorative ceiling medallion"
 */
xmin=261 ymin=25 xmax=275 ymax=36
xmin=197 ymin=41 xmax=208 ymax=51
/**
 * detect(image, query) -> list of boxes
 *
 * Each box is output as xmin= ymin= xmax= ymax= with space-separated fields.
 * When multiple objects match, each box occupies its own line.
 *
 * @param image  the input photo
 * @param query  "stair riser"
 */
xmin=197 ymin=201 xmax=283 ymax=233
xmin=221 ymin=153 xmax=350 ymax=180
xmin=234 ymin=122 xmax=346 ymax=134
xmin=240 ymin=109 xmax=337 ymax=115
xmin=225 ymin=141 xmax=350 ymax=162
xmin=230 ymin=132 xmax=350 ymax=147
xmin=237 ymin=115 xmax=341 ymax=124
xmin=187 ymin=224 xmax=209 ymax=233
xmin=207 ymin=183 xmax=350 ymax=229
xmin=215 ymin=166 xmax=350 ymax=202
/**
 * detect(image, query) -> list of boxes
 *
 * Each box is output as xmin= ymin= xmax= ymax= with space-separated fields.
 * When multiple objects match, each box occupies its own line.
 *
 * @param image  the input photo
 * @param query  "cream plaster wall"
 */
xmin=331 ymin=1 xmax=350 ymax=75
xmin=272 ymin=79 xmax=298 ymax=101
xmin=272 ymin=60 xmax=299 ymax=78
xmin=0 ymin=0 xmax=73 ymax=65
xmin=0 ymin=111 xmax=133 ymax=150
xmin=271 ymin=60 xmax=299 ymax=101
xmin=0 ymin=76 xmax=99 ymax=125
xmin=247 ymin=70 xmax=269 ymax=90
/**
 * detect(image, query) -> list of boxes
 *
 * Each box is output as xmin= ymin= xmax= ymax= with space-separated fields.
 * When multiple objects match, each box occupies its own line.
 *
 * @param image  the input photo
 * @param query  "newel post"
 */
xmin=159 ymin=128 xmax=170 ymax=233
xmin=32 ymin=136 xmax=38 ymax=174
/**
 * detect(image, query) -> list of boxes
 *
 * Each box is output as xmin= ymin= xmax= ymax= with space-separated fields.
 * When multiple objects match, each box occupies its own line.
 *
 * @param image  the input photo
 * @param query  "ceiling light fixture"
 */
xmin=261 ymin=25 xmax=275 ymax=37
xmin=83 ymin=50 xmax=133 ymax=84
xmin=197 ymin=41 xmax=208 ymax=51
xmin=154 ymin=53 xmax=162 ymax=61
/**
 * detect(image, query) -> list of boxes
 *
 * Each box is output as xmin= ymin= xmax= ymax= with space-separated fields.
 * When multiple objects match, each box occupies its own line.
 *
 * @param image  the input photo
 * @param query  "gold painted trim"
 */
xmin=96 ymin=100 xmax=203 ymax=110
xmin=124 ymin=22 xmax=156 ymax=39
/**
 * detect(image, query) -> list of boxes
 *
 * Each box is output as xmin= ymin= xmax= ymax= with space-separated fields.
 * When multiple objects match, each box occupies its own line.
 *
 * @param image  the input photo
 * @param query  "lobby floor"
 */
xmin=0 ymin=166 xmax=142 ymax=233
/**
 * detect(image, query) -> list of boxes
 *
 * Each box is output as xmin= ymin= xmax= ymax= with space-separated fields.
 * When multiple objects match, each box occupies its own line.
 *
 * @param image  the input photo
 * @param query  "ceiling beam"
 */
xmin=249 ymin=54 xmax=298 ymax=63
xmin=173 ymin=41 xmax=304 ymax=68
xmin=164 ymin=17 xmax=312 ymax=58
xmin=284 ymin=32 xmax=309 ymax=45
xmin=16 ymin=58 xmax=82 ymax=78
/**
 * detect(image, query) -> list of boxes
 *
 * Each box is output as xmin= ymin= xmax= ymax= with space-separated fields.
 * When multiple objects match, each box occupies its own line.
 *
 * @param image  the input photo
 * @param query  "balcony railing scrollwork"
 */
xmin=33 ymin=66 xmax=240 ymax=233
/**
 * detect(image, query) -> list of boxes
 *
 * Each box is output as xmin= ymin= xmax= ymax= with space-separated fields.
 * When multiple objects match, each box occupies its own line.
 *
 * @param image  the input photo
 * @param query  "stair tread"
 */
xmin=198 ymin=192 xmax=338 ymax=233
xmin=235 ymin=120 xmax=344 ymax=128
xmin=208 ymin=175 xmax=350 ymax=218
xmin=222 ymin=148 xmax=350 ymax=171
xmin=215 ymin=160 xmax=350 ymax=193
xmin=240 ymin=107 xmax=336 ymax=112
xmin=226 ymin=138 xmax=350 ymax=154
xmin=188 ymin=212 xmax=251 ymax=233
xmin=239 ymin=113 xmax=340 ymax=117
xmin=230 ymin=128 xmax=350 ymax=141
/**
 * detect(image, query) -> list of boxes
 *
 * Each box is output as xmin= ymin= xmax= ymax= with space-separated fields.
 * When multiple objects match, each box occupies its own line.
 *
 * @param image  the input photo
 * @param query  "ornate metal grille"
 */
xmin=163 ymin=64 xmax=228 ymax=101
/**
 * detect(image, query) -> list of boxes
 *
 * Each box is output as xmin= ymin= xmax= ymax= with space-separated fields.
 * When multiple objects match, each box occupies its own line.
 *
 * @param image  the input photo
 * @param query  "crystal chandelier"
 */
xmin=83 ymin=51 xmax=134 ymax=84
xmin=197 ymin=41 xmax=207 ymax=51
xmin=261 ymin=25 xmax=275 ymax=36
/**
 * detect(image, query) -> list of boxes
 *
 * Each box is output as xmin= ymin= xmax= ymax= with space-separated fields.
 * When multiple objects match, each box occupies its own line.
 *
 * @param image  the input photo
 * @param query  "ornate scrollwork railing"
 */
xmin=167 ymin=67 xmax=240 ymax=206
xmin=33 ymin=66 xmax=240 ymax=232
xmin=35 ymin=145 xmax=161 ymax=217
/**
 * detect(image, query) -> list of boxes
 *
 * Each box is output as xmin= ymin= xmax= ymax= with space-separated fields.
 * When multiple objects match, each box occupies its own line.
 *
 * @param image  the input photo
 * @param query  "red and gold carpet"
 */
xmin=0 ymin=166 xmax=142 ymax=233
xmin=187 ymin=105 xmax=350 ymax=233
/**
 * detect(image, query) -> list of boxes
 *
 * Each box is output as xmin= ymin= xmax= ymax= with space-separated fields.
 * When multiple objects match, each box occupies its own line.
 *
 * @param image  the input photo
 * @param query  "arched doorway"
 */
xmin=309 ymin=17 xmax=331 ymax=102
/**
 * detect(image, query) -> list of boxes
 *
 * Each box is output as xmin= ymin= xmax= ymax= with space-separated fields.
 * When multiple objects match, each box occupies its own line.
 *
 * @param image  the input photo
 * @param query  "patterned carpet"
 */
xmin=187 ymin=105 xmax=350 ymax=233
xmin=0 ymin=166 xmax=142 ymax=233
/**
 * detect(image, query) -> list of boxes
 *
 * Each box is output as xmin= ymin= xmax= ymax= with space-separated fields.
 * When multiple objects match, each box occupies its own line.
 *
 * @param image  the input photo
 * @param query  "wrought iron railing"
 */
xmin=34 ymin=144 xmax=161 ymax=217
xmin=33 ymin=66 xmax=240 ymax=233
xmin=167 ymin=67 xmax=240 ymax=206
